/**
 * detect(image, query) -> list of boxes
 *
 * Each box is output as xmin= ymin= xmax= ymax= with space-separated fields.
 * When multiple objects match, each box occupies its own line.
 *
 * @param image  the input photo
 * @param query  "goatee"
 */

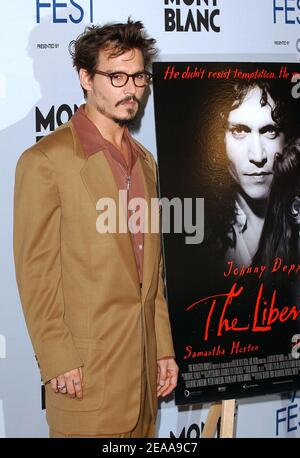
xmin=113 ymin=116 xmax=137 ymax=128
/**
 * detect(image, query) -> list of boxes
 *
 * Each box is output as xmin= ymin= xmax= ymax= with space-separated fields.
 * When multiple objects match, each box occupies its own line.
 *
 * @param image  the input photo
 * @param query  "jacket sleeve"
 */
xmin=13 ymin=147 xmax=83 ymax=383
xmin=154 ymin=254 xmax=176 ymax=360
xmin=147 ymin=151 xmax=175 ymax=360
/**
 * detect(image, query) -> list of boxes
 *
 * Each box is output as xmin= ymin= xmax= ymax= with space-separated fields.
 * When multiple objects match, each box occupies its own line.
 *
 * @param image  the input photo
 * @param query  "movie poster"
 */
xmin=153 ymin=62 xmax=300 ymax=404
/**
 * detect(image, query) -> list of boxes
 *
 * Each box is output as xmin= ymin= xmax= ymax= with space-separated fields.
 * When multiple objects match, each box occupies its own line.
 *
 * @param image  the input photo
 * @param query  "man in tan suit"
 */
xmin=13 ymin=18 xmax=178 ymax=438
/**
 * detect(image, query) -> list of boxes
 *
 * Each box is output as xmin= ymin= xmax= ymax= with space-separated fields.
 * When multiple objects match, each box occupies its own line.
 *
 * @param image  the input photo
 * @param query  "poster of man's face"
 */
xmin=153 ymin=62 xmax=300 ymax=404
xmin=225 ymin=86 xmax=285 ymax=201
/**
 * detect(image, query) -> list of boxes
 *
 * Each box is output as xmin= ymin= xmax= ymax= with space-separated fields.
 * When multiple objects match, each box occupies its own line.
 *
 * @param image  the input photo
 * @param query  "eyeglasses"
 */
xmin=94 ymin=70 xmax=153 ymax=87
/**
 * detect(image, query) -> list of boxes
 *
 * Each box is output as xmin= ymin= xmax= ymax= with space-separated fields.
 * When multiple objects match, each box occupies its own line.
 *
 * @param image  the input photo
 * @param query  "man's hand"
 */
xmin=50 ymin=367 xmax=83 ymax=399
xmin=157 ymin=357 xmax=178 ymax=398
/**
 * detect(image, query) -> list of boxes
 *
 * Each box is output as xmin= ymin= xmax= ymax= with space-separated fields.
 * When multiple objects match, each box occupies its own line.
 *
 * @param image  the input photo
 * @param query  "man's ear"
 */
xmin=79 ymin=69 xmax=93 ymax=93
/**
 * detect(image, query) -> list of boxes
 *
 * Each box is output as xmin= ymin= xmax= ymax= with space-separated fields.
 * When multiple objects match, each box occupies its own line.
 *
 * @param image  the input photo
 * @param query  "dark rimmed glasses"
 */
xmin=94 ymin=70 xmax=153 ymax=87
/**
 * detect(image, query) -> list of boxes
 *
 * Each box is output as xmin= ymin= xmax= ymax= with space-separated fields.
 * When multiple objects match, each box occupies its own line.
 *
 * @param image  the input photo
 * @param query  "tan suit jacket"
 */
xmin=13 ymin=120 xmax=175 ymax=435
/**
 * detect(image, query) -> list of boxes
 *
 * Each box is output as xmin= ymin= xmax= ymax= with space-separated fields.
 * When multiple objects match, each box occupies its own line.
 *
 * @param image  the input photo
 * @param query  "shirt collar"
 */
xmin=234 ymin=200 xmax=247 ymax=233
xmin=71 ymin=104 xmax=144 ymax=160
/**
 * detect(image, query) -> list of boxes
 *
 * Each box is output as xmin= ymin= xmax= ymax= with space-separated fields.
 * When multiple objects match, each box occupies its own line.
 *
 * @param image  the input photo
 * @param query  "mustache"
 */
xmin=115 ymin=95 xmax=140 ymax=107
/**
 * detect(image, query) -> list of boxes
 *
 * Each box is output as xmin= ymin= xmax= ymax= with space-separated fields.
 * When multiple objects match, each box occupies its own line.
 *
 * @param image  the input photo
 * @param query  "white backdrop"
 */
xmin=1 ymin=0 xmax=300 ymax=438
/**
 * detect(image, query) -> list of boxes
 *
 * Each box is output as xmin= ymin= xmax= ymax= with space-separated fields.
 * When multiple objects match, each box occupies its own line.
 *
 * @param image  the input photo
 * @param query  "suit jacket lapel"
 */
xmin=80 ymin=151 xmax=140 ymax=292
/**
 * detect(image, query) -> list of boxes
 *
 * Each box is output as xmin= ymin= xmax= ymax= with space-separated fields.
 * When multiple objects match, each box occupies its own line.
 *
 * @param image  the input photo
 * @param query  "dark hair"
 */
xmin=69 ymin=17 xmax=157 ymax=97
xmin=254 ymin=138 xmax=300 ymax=274
xmin=201 ymin=79 xmax=297 ymax=257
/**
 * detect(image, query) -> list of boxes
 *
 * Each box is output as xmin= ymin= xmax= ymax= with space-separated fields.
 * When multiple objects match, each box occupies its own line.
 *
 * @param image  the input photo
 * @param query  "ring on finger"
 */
xmin=57 ymin=384 xmax=66 ymax=391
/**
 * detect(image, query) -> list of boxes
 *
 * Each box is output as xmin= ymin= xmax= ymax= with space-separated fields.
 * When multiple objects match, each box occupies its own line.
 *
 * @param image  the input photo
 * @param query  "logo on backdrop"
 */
xmin=164 ymin=0 xmax=220 ymax=32
xmin=276 ymin=391 xmax=300 ymax=436
xmin=35 ymin=104 xmax=78 ymax=142
xmin=273 ymin=0 xmax=300 ymax=24
xmin=36 ymin=0 xmax=94 ymax=23
xmin=170 ymin=420 xmax=220 ymax=438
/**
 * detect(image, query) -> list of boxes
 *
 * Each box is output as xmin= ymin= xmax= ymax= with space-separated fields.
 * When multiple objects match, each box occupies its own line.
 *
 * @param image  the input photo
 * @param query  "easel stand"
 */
xmin=201 ymin=399 xmax=236 ymax=438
